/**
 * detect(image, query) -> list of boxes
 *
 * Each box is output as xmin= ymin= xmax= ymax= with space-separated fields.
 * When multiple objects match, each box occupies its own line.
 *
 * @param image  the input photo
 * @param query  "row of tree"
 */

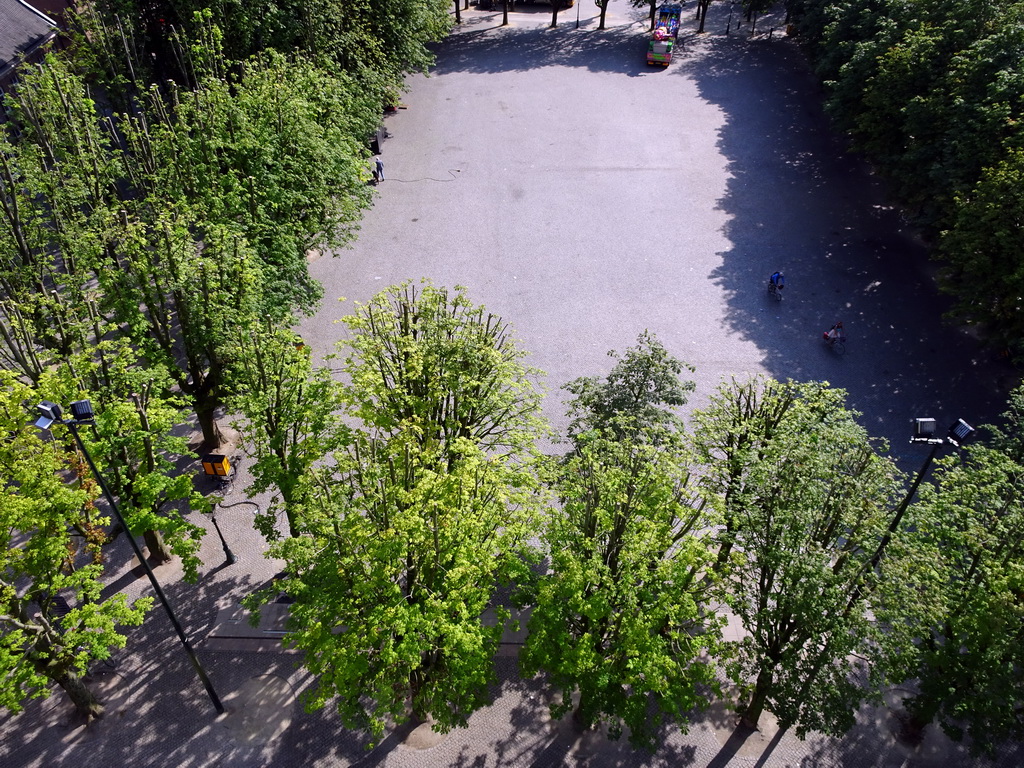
xmin=219 ymin=282 xmax=1023 ymax=755
xmin=786 ymin=0 xmax=1024 ymax=359
xmin=1 ymin=2 xmax=451 ymax=717
xmin=5 ymin=257 xmax=1023 ymax=753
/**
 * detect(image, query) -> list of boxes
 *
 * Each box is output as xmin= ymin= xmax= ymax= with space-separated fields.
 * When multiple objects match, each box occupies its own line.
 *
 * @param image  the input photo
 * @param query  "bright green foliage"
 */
xmin=1 ymin=38 xmax=379 ymax=446
xmin=900 ymin=389 xmax=1024 ymax=755
xmin=0 ymin=59 xmax=123 ymax=383
xmin=0 ymin=372 xmax=152 ymax=717
xmin=122 ymin=39 xmax=377 ymax=316
xmin=227 ymin=326 xmax=344 ymax=539
xmin=562 ymin=330 xmax=695 ymax=440
xmin=100 ymin=209 xmax=264 ymax=447
xmin=989 ymin=381 xmax=1024 ymax=462
xmin=40 ymin=348 xmax=208 ymax=581
xmin=691 ymin=377 xmax=909 ymax=737
xmin=523 ymin=334 xmax=716 ymax=746
xmin=522 ymin=430 xmax=721 ymax=746
xmin=340 ymin=282 xmax=547 ymax=456
xmin=251 ymin=283 xmax=546 ymax=738
xmin=0 ymin=58 xmax=209 ymax=573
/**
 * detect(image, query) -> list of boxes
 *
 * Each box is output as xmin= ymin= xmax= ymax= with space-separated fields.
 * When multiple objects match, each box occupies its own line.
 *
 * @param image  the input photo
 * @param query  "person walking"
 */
xmin=374 ymin=156 xmax=385 ymax=183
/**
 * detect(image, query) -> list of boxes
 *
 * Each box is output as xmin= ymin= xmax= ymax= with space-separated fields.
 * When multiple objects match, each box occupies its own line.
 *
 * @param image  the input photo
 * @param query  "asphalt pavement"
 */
xmin=2 ymin=2 xmax=1021 ymax=766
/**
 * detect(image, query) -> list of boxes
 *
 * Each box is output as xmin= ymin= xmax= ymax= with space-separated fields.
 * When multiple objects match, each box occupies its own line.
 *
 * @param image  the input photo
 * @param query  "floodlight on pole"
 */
xmin=34 ymin=400 xmax=225 ymax=715
xmin=874 ymin=417 xmax=974 ymax=570
xmin=846 ymin=416 xmax=975 ymax=612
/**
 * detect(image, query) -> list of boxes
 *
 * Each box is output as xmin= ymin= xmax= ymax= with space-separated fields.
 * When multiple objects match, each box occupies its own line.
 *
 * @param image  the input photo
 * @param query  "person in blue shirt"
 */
xmin=768 ymin=271 xmax=785 ymax=296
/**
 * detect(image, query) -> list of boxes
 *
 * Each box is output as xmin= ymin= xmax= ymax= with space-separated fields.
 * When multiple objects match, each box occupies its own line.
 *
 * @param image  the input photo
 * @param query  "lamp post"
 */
xmin=845 ymin=417 xmax=974 ymax=614
xmin=201 ymin=454 xmax=237 ymax=566
xmin=35 ymin=400 xmax=225 ymax=715
xmin=210 ymin=507 xmax=238 ymax=566
xmin=868 ymin=417 xmax=975 ymax=574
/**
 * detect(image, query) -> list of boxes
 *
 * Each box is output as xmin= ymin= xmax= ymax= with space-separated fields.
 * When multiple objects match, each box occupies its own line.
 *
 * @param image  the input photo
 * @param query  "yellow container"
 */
xmin=202 ymin=454 xmax=231 ymax=477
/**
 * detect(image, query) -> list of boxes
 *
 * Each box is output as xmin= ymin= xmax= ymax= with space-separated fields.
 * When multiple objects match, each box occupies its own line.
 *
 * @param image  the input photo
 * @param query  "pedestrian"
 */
xmin=375 ymin=156 xmax=385 ymax=183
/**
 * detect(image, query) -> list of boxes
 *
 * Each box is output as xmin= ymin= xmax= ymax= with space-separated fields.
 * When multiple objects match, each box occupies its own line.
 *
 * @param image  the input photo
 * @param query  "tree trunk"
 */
xmin=144 ymin=528 xmax=173 ymax=564
xmin=572 ymin=689 xmax=592 ymax=730
xmin=741 ymin=667 xmax=773 ymax=729
xmin=195 ymin=400 xmax=224 ymax=449
xmin=409 ymin=666 xmax=426 ymax=721
xmin=551 ymin=2 xmax=560 ymax=27
xmin=897 ymin=698 xmax=934 ymax=744
xmin=453 ymin=0 xmax=461 ymax=23
xmin=599 ymin=1 xmax=608 ymax=28
xmin=697 ymin=0 xmax=709 ymax=33
xmin=53 ymin=667 xmax=104 ymax=718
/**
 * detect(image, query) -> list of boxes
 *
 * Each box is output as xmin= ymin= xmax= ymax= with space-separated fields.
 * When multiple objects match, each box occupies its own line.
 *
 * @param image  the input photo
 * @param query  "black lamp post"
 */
xmin=845 ymin=417 xmax=975 ymax=613
xmin=210 ymin=507 xmax=238 ymax=566
xmin=35 ymin=400 xmax=225 ymax=715
xmin=869 ymin=417 xmax=975 ymax=573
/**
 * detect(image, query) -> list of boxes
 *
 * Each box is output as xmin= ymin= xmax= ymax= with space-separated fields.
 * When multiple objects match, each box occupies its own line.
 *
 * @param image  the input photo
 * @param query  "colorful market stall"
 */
xmin=646 ymin=4 xmax=682 ymax=66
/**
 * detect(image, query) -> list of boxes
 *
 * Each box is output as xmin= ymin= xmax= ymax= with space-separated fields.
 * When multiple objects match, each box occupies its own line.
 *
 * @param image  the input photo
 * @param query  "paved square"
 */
xmin=304 ymin=2 xmax=1014 ymax=459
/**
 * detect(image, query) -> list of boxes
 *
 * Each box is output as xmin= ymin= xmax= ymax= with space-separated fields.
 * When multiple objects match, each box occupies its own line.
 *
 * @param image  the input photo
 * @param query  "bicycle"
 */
xmin=767 ymin=280 xmax=783 ymax=301
xmin=824 ymin=333 xmax=846 ymax=355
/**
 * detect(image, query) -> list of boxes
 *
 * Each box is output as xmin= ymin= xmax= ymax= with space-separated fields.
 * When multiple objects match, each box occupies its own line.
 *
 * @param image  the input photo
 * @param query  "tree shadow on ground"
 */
xmin=430 ymin=10 xmax=659 ymax=78
xmin=421 ymin=2 xmax=1017 ymax=456
xmin=672 ymin=15 xmax=1017 ymax=458
xmin=479 ymin=657 xmax=700 ymax=767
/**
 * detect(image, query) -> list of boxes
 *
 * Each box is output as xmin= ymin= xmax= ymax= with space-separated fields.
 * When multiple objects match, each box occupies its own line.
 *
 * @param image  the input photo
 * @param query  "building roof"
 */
xmin=0 ymin=0 xmax=55 ymax=78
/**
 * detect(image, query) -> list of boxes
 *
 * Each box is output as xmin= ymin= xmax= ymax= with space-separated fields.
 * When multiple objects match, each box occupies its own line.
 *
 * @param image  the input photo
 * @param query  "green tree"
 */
xmin=90 ymin=0 xmax=451 ymax=101
xmin=0 ymin=372 xmax=152 ymax=718
xmin=0 ymin=56 xmax=123 ymax=383
xmin=0 ymin=37 xmax=380 ymax=446
xmin=522 ymin=334 xmax=718 ymax=745
xmin=523 ymin=432 xmax=720 ymax=746
xmin=938 ymin=149 xmax=1024 ymax=360
xmin=121 ymin=38 xmax=377 ymax=317
xmin=562 ymin=330 xmax=695 ymax=440
xmin=227 ymin=326 xmax=343 ymax=539
xmin=522 ymin=335 xmax=720 ymax=746
xmin=248 ymin=283 xmax=547 ymax=738
xmin=42 ymin=341 xmax=208 ymax=578
xmin=899 ymin=389 xmax=1024 ymax=755
xmin=691 ymin=377 xmax=911 ymax=736
xmin=100 ymin=210 xmax=263 ymax=447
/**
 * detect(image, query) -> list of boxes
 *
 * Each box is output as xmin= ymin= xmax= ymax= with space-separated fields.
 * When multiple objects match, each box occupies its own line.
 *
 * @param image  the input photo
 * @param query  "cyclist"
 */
xmin=823 ymin=321 xmax=845 ymax=344
xmin=768 ymin=271 xmax=785 ymax=294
